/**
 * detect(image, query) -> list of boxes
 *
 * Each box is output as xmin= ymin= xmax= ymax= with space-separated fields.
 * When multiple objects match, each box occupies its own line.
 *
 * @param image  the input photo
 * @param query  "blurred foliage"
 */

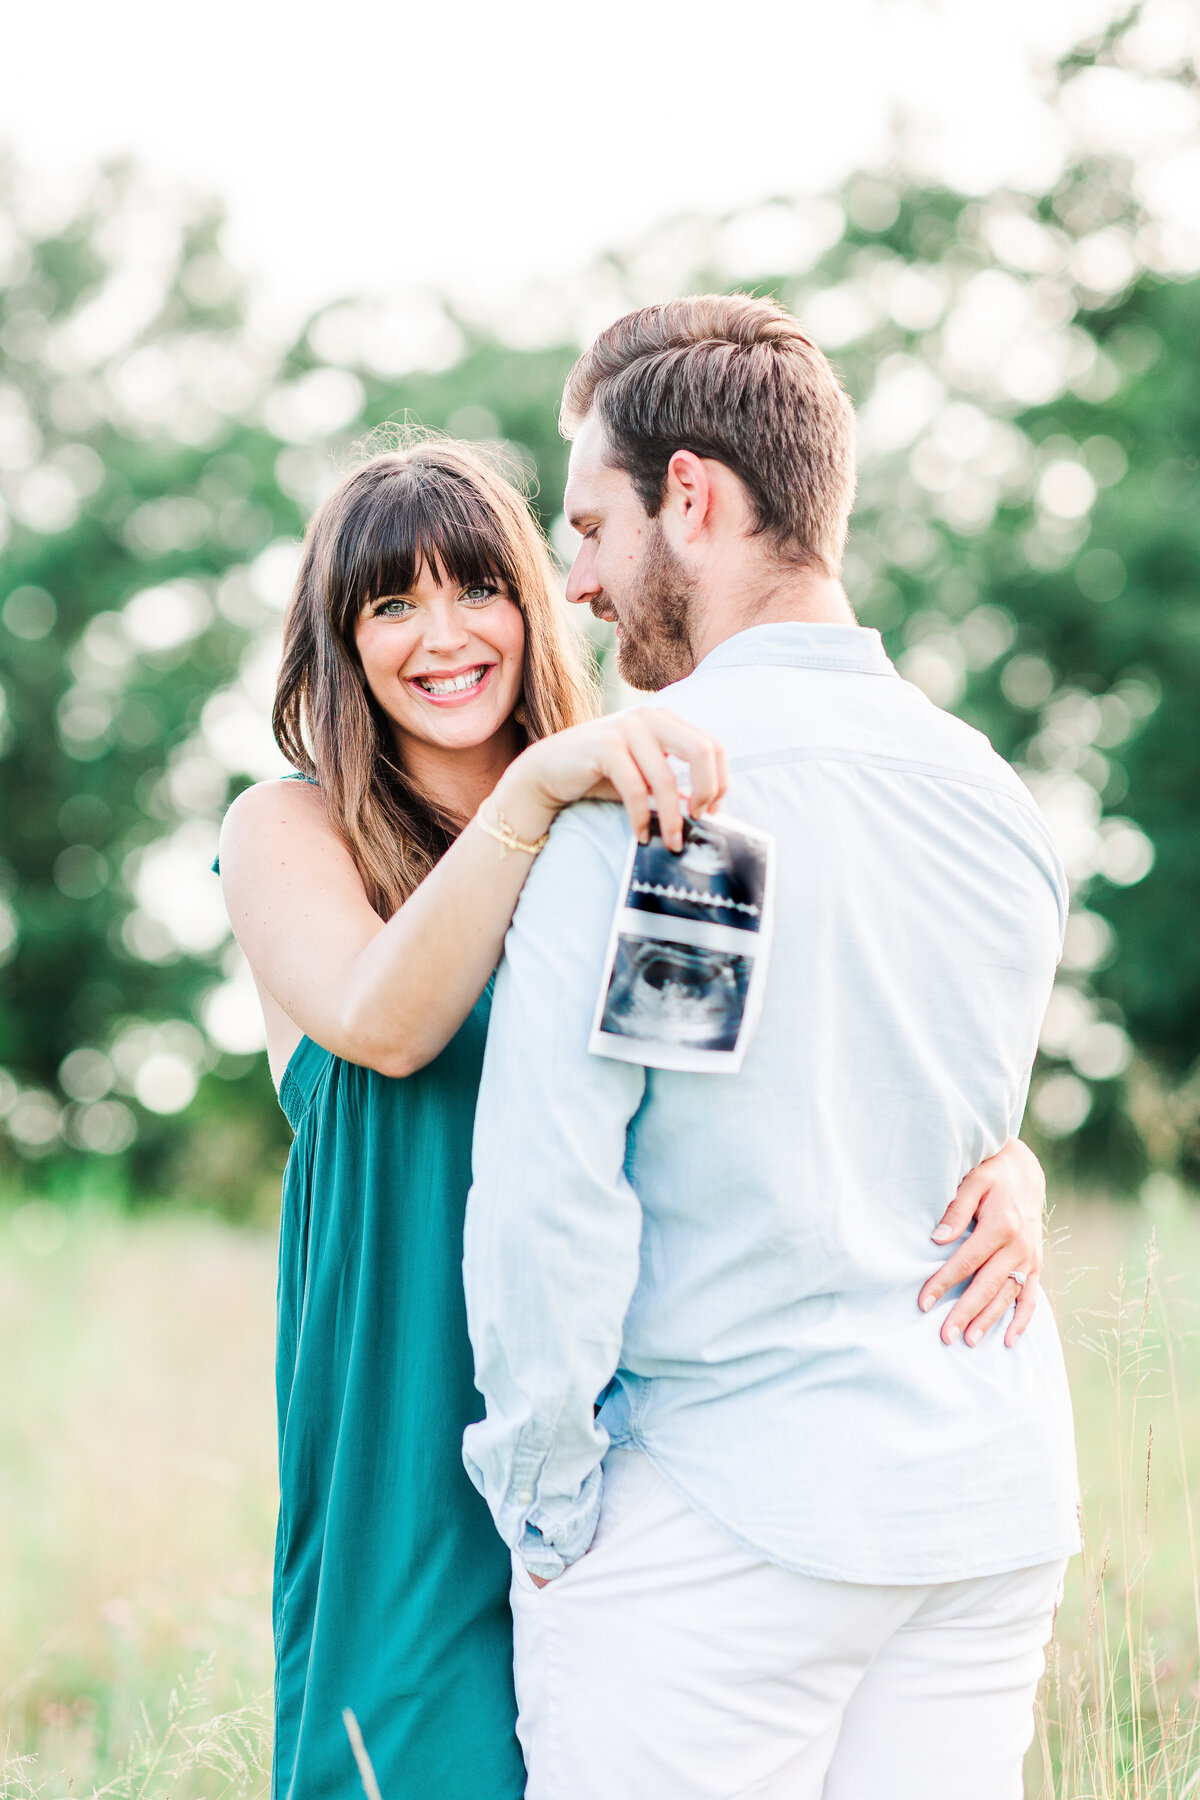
xmin=0 ymin=16 xmax=1197 ymax=1212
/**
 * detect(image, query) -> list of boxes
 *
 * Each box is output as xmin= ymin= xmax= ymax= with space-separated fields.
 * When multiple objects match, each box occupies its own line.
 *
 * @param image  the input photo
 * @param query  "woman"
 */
xmin=218 ymin=441 xmax=1049 ymax=1799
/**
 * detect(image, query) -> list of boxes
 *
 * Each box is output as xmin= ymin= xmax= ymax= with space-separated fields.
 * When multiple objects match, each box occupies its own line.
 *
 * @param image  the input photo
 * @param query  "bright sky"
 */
xmin=2 ymin=0 xmax=1157 ymax=332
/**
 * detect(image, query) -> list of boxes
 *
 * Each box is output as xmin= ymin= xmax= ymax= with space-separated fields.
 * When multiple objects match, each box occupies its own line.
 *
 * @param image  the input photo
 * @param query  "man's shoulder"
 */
xmin=641 ymin=663 xmax=1027 ymax=800
xmin=893 ymin=689 xmax=1029 ymax=796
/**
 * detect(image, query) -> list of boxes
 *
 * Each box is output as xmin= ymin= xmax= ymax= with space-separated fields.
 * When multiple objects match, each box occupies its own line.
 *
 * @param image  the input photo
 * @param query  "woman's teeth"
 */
xmin=416 ymin=666 xmax=488 ymax=696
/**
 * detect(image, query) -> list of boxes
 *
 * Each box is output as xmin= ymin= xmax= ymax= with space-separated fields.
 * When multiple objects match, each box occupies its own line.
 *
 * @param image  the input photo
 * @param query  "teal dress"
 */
xmin=270 ymin=995 xmax=525 ymax=1799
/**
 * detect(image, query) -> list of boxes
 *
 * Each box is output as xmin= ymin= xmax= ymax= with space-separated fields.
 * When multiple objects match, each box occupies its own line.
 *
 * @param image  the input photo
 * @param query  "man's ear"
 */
xmin=662 ymin=449 xmax=713 ymax=544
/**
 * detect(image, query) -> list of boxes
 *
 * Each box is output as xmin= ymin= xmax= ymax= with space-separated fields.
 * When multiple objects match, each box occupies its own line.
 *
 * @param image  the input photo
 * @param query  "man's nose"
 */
xmin=565 ymin=545 xmax=599 ymax=607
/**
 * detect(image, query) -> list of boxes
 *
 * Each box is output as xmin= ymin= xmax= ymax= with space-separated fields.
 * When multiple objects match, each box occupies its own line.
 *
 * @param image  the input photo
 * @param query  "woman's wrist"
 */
xmin=489 ymin=753 xmax=558 ymax=843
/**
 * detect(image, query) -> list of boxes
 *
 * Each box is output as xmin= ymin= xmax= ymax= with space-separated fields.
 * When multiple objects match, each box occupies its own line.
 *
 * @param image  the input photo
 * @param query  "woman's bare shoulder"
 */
xmin=224 ymin=774 xmax=325 ymax=824
xmin=219 ymin=777 xmax=344 ymax=879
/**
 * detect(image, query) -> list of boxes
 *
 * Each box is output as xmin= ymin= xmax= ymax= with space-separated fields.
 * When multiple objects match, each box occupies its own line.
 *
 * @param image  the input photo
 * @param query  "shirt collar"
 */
xmin=693 ymin=622 xmax=895 ymax=678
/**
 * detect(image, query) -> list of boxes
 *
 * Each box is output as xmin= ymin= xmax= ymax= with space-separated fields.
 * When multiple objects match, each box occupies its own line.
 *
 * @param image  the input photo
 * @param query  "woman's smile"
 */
xmin=407 ymin=661 xmax=498 ymax=706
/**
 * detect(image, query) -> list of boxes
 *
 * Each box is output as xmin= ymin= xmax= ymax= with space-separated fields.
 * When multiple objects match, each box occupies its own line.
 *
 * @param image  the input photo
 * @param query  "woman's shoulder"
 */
xmin=224 ymin=771 xmax=323 ymax=823
xmin=218 ymin=775 xmax=334 ymax=879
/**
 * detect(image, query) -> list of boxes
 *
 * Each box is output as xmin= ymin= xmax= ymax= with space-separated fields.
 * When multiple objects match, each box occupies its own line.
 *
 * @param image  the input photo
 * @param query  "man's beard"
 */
xmin=606 ymin=522 xmax=698 ymax=692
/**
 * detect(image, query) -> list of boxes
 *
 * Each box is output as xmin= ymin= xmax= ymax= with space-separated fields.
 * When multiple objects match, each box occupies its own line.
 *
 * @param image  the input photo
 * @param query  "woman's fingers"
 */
xmin=966 ymin=1266 xmax=1040 ymax=1349
xmin=678 ymin=732 xmax=724 ymax=816
xmin=921 ymin=1141 xmax=1043 ymax=1323
xmin=599 ymin=748 xmax=652 ymax=843
xmin=960 ymin=1276 xmax=1019 ymax=1348
xmin=636 ymin=710 xmax=727 ymax=817
xmin=931 ymin=1163 xmax=989 ymax=1245
xmin=591 ymin=712 xmax=729 ymax=849
xmin=531 ymin=708 xmax=727 ymax=838
xmin=918 ymin=1219 xmax=997 ymax=1315
xmin=1005 ymin=1271 xmax=1041 ymax=1347
xmin=620 ymin=718 xmax=686 ymax=851
xmin=920 ymin=1209 xmax=1040 ymax=1318
xmin=940 ymin=1249 xmax=1028 ymax=1346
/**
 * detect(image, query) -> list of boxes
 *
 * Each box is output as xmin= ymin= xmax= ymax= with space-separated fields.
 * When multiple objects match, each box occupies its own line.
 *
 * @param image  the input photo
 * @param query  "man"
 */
xmin=463 ymin=295 xmax=1079 ymax=1798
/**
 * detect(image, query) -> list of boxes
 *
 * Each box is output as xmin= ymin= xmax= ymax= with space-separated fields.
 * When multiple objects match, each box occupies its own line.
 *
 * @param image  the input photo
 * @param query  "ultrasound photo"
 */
xmin=599 ymin=936 xmax=752 ymax=1053
xmin=590 ymin=808 xmax=776 ymax=1073
xmin=625 ymin=814 xmax=768 ymax=933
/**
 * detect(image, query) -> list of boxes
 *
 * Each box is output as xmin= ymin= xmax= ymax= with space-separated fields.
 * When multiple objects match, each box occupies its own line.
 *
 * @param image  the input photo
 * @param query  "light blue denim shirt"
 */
xmin=463 ymin=623 xmax=1081 ymax=1584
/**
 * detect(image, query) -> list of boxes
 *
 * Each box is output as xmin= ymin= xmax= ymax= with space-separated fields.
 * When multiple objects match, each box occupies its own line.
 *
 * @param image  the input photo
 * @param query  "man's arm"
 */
xmin=462 ymin=801 xmax=646 ymax=1580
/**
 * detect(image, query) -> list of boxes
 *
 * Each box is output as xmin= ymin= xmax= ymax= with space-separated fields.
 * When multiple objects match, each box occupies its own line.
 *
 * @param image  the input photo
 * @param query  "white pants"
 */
xmin=510 ymin=1448 xmax=1066 ymax=1800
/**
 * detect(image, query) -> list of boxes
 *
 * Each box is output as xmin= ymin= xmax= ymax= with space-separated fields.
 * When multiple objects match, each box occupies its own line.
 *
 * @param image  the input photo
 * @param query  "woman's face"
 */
xmin=354 ymin=562 xmax=526 ymax=760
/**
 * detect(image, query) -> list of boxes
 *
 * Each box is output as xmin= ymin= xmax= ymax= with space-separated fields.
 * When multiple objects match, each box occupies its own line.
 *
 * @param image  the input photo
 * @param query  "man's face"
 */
xmin=563 ymin=414 xmax=698 ymax=692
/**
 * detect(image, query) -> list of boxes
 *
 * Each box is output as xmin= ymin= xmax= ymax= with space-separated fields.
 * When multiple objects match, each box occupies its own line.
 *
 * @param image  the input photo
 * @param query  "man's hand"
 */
xmin=918 ymin=1137 xmax=1045 ymax=1350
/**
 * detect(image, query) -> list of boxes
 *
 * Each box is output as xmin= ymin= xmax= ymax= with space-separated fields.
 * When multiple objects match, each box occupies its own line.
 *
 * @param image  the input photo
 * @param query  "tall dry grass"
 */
xmin=1 ymin=1662 xmax=269 ymax=1799
xmin=1 ymin=1196 xmax=1198 ymax=1797
xmin=1030 ymin=1202 xmax=1200 ymax=1797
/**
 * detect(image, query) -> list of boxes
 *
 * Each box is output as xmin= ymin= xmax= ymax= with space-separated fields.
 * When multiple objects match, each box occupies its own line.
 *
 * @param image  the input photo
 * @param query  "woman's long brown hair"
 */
xmin=273 ymin=441 xmax=598 ymax=917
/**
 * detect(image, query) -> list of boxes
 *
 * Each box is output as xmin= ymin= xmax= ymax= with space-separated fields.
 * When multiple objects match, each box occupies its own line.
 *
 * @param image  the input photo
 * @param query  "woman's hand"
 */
xmin=494 ymin=709 xmax=729 ymax=853
xmin=222 ymin=715 xmax=725 ymax=1085
xmin=918 ymin=1138 xmax=1046 ymax=1350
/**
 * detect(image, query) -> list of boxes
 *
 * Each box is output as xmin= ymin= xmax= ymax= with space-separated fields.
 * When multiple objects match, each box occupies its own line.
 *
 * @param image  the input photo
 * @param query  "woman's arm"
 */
xmin=917 ymin=1137 xmax=1047 ymax=1349
xmin=219 ymin=708 xmax=727 ymax=1082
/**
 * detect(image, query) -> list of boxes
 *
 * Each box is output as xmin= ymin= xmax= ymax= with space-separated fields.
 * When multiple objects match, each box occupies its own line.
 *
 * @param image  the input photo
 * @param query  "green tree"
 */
xmin=2 ymin=8 xmax=1197 ymax=1208
xmin=0 ymin=162 xmax=304 ymax=1208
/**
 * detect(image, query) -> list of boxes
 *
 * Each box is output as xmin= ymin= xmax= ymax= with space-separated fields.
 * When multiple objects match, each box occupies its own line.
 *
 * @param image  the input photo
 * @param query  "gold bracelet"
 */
xmin=474 ymin=802 xmax=550 ymax=858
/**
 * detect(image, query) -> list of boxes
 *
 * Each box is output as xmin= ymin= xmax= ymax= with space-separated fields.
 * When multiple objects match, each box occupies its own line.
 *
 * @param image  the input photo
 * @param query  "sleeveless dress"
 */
xmin=270 ymin=1001 xmax=525 ymax=1799
xmin=216 ymin=780 xmax=522 ymax=1796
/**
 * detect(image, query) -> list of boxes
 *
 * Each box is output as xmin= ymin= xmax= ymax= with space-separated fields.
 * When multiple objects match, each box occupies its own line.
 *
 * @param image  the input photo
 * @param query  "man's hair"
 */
xmin=561 ymin=294 xmax=857 ymax=576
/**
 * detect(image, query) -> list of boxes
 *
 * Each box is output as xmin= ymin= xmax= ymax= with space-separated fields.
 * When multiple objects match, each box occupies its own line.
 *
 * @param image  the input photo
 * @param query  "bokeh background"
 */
xmin=2 ymin=2 xmax=1199 ymax=1794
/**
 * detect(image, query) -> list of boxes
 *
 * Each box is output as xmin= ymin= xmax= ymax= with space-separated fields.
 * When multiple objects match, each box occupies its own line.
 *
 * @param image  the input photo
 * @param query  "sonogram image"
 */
xmin=625 ymin=814 xmax=767 ymax=933
xmin=599 ymin=935 xmax=752 ymax=1053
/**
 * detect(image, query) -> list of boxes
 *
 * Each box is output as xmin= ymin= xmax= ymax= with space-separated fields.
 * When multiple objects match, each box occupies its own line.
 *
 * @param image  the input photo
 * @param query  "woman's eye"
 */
xmin=374 ymin=597 xmax=414 ymax=618
xmin=462 ymin=583 xmax=499 ymax=604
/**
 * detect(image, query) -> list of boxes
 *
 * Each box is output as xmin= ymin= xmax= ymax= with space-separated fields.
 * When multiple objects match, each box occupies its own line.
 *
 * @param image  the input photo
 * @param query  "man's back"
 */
xmin=464 ymin=623 xmax=1079 ymax=1586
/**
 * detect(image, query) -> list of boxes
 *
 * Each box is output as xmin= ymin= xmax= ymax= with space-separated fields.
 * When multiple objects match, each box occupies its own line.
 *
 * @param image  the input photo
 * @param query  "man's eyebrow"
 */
xmin=566 ymin=505 xmax=599 ymax=530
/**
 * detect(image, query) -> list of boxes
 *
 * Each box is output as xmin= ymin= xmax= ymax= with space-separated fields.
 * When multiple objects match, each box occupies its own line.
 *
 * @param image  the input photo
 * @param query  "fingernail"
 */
xmin=944 ymin=1324 xmax=961 ymax=1344
xmin=931 ymin=1225 xmax=952 ymax=1242
xmin=919 ymin=1294 xmax=933 ymax=1312
xmin=966 ymin=1329 xmax=980 ymax=1347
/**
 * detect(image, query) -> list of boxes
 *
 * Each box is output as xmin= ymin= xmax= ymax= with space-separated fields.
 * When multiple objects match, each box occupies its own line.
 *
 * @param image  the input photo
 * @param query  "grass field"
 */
xmin=1 ymin=1194 xmax=1198 ymax=1797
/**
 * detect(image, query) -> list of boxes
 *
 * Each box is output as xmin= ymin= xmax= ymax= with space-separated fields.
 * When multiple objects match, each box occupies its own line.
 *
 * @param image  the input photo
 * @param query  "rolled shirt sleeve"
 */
xmin=462 ymin=801 xmax=646 ymax=1579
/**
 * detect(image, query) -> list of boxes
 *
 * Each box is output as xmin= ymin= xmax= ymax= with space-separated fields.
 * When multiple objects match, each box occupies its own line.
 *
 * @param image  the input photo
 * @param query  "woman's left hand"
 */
xmin=918 ymin=1138 xmax=1045 ymax=1350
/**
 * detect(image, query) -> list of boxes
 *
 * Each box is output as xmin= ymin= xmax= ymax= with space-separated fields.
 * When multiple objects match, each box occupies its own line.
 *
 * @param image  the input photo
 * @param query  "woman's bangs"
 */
xmin=342 ymin=471 xmax=517 ymax=621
